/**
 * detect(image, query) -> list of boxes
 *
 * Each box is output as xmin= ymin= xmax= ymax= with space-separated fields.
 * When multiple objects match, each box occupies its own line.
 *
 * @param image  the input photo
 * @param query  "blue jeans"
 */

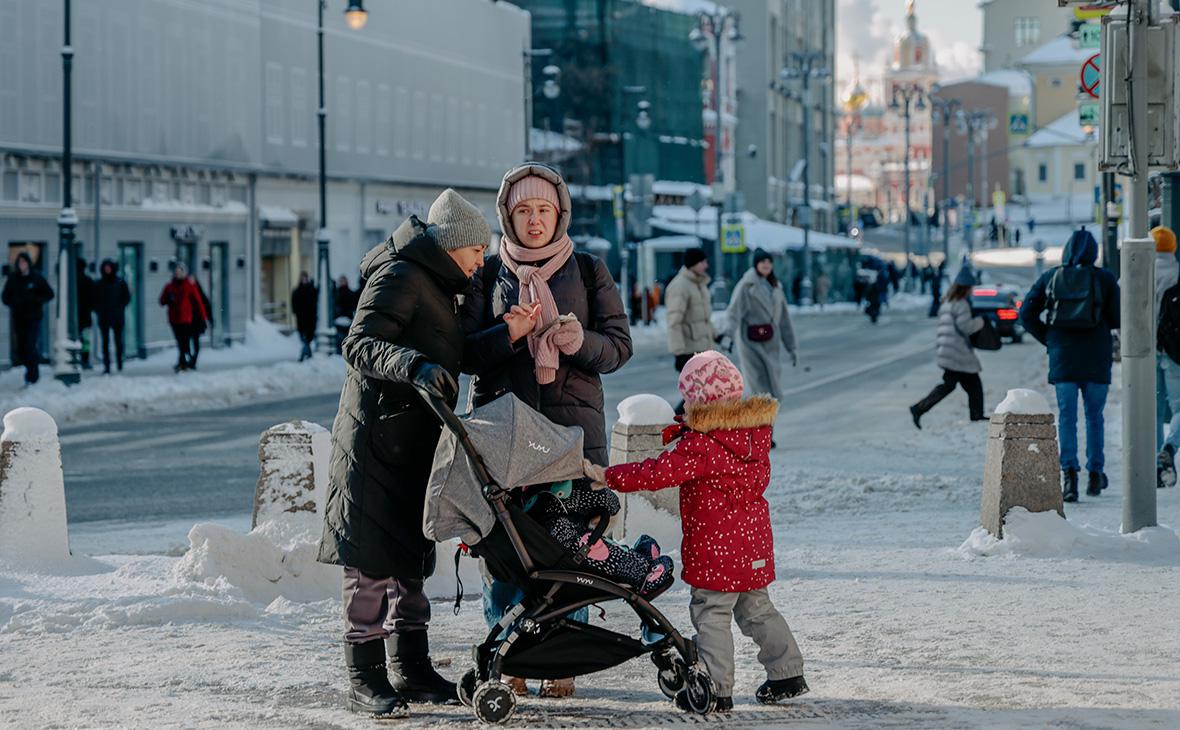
xmin=1055 ymin=382 xmax=1110 ymax=473
xmin=1162 ymin=357 xmax=1180 ymax=452
xmin=481 ymin=578 xmax=588 ymax=637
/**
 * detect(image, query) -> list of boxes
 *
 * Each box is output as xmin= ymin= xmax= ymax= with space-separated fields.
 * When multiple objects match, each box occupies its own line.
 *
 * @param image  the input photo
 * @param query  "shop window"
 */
xmin=1038 ymin=163 xmax=1047 ymax=182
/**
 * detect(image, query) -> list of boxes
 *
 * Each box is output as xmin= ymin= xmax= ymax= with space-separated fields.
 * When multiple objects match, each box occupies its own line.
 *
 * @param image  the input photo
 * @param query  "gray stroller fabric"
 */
xmin=423 ymin=394 xmax=586 ymax=545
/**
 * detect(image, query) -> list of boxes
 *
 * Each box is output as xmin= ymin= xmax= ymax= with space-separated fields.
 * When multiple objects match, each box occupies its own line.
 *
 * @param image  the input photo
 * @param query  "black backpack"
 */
xmin=1046 ymin=265 xmax=1102 ymax=330
xmin=1159 ymin=282 xmax=1180 ymax=364
xmin=480 ymin=251 xmax=598 ymax=323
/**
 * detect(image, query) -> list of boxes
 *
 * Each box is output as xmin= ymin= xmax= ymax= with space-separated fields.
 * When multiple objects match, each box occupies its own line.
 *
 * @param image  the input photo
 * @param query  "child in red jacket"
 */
xmin=599 ymin=350 xmax=807 ymax=710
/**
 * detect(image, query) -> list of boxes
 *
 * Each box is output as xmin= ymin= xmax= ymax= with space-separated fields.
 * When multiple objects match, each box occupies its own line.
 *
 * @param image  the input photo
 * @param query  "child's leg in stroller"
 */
xmin=732 ymin=588 xmax=804 ymax=681
xmin=688 ymin=587 xmax=740 ymax=698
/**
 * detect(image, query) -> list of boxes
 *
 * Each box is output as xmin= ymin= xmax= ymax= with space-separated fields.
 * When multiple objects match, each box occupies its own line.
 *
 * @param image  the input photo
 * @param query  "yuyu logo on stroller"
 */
xmin=420 ymin=391 xmax=718 ymax=724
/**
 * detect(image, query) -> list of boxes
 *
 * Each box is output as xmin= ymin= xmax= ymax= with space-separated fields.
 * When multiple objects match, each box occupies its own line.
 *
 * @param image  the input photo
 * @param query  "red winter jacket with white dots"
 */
xmin=605 ymin=395 xmax=779 ymax=593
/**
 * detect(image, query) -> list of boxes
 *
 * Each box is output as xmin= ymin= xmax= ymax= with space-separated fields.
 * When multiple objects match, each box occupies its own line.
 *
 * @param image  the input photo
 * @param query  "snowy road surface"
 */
xmin=62 ymin=307 xmax=934 ymax=556
xmin=4 ymin=306 xmax=1179 ymax=728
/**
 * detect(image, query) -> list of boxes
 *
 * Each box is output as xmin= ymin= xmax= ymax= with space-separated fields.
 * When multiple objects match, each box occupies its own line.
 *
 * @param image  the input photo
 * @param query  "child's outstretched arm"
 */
xmin=604 ymin=437 xmax=707 ymax=493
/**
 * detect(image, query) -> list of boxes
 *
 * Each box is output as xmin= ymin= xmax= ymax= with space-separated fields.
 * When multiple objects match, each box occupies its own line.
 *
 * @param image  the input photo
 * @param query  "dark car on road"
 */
xmin=971 ymin=285 xmax=1025 ymax=343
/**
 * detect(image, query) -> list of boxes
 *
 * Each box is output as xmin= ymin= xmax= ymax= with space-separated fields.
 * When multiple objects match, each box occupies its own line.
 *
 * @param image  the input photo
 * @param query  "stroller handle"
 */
xmin=415 ymin=387 xmax=496 ymax=489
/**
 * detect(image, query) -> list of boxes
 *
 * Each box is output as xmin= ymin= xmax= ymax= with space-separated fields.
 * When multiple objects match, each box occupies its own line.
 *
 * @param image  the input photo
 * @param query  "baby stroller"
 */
xmin=422 ymin=392 xmax=716 ymax=724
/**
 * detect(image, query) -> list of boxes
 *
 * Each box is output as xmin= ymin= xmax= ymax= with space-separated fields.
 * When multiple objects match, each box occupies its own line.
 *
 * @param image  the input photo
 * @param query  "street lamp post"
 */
xmin=316 ymin=1 xmax=366 ymax=355
xmin=54 ymin=0 xmax=80 ymax=384
xmin=890 ymin=83 xmax=925 ymax=278
xmin=778 ymin=52 xmax=830 ymax=305
xmin=690 ymin=9 xmax=741 ymax=290
xmin=841 ymin=73 xmax=867 ymax=234
xmin=929 ymin=92 xmax=961 ymax=265
xmin=958 ymin=109 xmax=996 ymax=254
xmin=522 ymin=48 xmax=553 ymax=160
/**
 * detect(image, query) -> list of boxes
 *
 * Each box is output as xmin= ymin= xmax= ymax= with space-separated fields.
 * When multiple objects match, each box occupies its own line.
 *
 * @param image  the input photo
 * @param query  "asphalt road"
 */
xmin=62 ymin=305 xmax=934 ymax=555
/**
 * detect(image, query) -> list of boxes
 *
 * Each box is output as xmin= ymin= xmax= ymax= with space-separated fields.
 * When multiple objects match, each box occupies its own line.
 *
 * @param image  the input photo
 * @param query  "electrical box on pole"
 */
xmin=1098 ymin=14 xmax=1179 ymax=171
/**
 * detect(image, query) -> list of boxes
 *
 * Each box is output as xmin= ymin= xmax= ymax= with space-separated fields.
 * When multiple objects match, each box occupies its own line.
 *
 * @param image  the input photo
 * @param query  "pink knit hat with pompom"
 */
xmin=678 ymin=350 xmax=744 ymax=404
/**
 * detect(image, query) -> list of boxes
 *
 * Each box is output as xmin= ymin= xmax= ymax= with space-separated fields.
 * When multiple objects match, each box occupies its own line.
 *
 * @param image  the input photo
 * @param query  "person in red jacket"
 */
xmin=159 ymin=264 xmax=208 ymax=372
xmin=596 ymin=350 xmax=808 ymax=711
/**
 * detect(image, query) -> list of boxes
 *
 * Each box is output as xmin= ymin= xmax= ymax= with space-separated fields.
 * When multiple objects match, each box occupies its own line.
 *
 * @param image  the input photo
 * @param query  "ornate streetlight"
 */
xmin=890 ymin=82 xmax=926 ymax=274
xmin=928 ymin=87 xmax=961 ymax=264
xmin=54 ymin=0 xmax=80 ymax=383
xmin=841 ymin=73 xmax=868 ymax=233
xmin=316 ymin=0 xmax=367 ymax=354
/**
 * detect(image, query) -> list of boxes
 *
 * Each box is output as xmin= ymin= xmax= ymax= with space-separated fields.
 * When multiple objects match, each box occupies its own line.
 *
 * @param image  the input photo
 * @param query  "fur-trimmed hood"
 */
xmin=684 ymin=395 xmax=779 ymax=433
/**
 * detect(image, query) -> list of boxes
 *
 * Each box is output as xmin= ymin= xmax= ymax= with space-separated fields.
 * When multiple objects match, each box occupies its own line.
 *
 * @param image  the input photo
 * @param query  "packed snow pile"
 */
xmin=175 ymin=513 xmax=480 ymax=605
xmin=994 ymin=389 xmax=1052 ymax=416
xmin=1 ymin=406 xmax=58 ymax=443
xmin=617 ymin=394 xmax=675 ymax=426
xmin=959 ymin=508 xmax=1180 ymax=564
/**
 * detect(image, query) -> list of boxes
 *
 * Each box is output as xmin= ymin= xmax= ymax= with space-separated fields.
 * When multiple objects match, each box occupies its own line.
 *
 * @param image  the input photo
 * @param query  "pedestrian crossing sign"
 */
xmin=720 ymin=223 xmax=746 ymax=254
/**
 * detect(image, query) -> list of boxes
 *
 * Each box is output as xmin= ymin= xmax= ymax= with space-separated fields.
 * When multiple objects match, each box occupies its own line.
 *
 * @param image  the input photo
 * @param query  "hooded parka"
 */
xmin=317 ymin=217 xmax=472 ymax=579
xmin=725 ymin=267 xmax=797 ymax=399
xmin=461 ymin=163 xmax=632 ymax=466
xmin=665 ymin=265 xmax=716 ymax=356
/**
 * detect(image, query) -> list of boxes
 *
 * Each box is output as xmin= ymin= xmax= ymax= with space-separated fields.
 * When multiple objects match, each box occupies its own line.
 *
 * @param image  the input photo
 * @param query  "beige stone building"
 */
xmin=979 ymin=0 xmax=1075 ymax=73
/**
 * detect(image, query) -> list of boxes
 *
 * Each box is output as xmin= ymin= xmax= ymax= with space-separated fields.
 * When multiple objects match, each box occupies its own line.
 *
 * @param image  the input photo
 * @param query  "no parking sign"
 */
xmin=1080 ymin=53 xmax=1101 ymax=99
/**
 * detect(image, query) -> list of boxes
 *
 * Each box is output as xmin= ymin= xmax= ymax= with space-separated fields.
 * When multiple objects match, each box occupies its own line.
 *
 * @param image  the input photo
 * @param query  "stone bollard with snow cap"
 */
xmin=0 ymin=408 xmax=71 ymax=565
xmin=252 ymin=420 xmax=330 ymax=528
xmin=981 ymin=389 xmax=1064 ymax=538
xmin=610 ymin=394 xmax=678 ymax=538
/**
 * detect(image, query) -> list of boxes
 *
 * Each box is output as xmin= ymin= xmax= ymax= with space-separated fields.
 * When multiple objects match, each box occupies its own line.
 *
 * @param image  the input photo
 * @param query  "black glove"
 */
xmin=411 ymin=361 xmax=458 ymax=404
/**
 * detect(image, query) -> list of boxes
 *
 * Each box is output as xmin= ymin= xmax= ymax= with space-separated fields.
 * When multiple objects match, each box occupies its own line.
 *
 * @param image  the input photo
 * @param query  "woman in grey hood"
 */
xmin=461 ymin=162 xmax=632 ymax=699
xmin=725 ymin=249 xmax=798 ymax=411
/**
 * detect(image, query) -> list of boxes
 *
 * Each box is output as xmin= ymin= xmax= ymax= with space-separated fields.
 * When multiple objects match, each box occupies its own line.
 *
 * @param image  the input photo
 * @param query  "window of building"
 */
xmin=335 ymin=75 xmax=352 ymax=152
xmin=228 ymin=185 xmax=247 ymax=204
xmin=100 ymin=176 xmax=114 ymax=205
xmin=355 ymin=80 xmax=372 ymax=154
xmin=1038 ymin=163 xmax=1048 ymax=182
xmin=20 ymin=171 xmax=41 ymax=203
xmin=446 ymin=97 xmax=459 ymax=164
xmin=429 ymin=95 xmax=444 ymax=161
xmin=1074 ymin=162 xmax=1086 ymax=180
xmin=265 ymin=62 xmax=284 ymax=145
xmin=394 ymin=87 xmax=410 ymax=158
xmin=44 ymin=173 xmax=61 ymax=204
xmin=290 ymin=67 xmax=308 ymax=148
xmin=124 ymin=178 xmax=143 ymax=206
xmin=376 ymin=84 xmax=391 ymax=156
xmin=1015 ymin=17 xmax=1040 ymax=48
xmin=1 ymin=170 xmax=16 ymax=200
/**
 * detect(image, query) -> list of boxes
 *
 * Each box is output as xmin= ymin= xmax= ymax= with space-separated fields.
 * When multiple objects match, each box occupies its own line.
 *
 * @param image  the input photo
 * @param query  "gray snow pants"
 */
xmin=342 ymin=567 xmax=431 ymax=644
xmin=689 ymin=586 xmax=804 ymax=696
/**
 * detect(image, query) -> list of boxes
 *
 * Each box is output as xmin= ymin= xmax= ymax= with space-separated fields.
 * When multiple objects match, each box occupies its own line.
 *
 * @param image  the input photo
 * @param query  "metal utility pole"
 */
xmin=930 ymin=95 xmax=961 ymax=264
xmin=54 ymin=0 xmax=80 ymax=385
xmin=780 ymin=52 xmax=830 ymax=305
xmin=522 ymin=48 xmax=553 ymax=160
xmin=691 ymin=9 xmax=741 ymax=290
xmin=1120 ymin=0 xmax=1158 ymax=532
xmin=891 ymin=83 xmax=925 ymax=277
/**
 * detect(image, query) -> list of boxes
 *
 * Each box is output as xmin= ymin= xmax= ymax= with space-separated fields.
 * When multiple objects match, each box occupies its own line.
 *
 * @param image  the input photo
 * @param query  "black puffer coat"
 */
xmin=317 ymin=218 xmax=470 ymax=579
xmin=461 ymin=164 xmax=632 ymax=465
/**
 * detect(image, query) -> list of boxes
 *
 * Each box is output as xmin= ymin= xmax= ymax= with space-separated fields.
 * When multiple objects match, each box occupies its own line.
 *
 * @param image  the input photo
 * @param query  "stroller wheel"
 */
xmin=675 ymin=668 xmax=716 ymax=715
xmin=472 ymin=680 xmax=517 ymax=724
xmin=656 ymin=657 xmax=687 ymax=699
xmin=458 ymin=668 xmax=479 ymax=708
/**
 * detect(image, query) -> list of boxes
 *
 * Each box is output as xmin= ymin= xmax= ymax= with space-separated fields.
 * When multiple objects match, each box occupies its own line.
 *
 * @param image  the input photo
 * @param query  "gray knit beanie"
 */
xmin=428 ymin=188 xmax=492 ymax=251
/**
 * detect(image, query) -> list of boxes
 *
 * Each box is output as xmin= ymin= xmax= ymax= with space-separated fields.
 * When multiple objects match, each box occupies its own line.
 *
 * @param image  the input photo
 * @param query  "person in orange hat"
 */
xmin=1152 ymin=226 xmax=1180 ymax=488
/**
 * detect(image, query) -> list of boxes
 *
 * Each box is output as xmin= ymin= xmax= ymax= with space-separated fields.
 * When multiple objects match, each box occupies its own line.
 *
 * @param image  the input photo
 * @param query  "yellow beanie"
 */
xmin=1153 ymin=226 xmax=1177 ymax=254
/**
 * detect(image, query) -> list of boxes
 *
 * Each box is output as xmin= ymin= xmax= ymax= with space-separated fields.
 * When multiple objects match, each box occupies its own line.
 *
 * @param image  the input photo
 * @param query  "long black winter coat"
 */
xmin=1020 ymin=230 xmax=1120 ymax=385
xmin=291 ymin=281 xmax=318 ymax=339
xmin=94 ymin=263 xmax=132 ymax=328
xmin=461 ymin=252 xmax=632 ymax=465
xmin=317 ymin=218 xmax=470 ymax=580
xmin=2 ymin=270 xmax=54 ymax=324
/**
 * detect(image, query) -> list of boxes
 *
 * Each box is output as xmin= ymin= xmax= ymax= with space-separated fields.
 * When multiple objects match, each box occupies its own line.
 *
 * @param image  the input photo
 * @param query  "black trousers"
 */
xmin=914 ymin=368 xmax=985 ymax=421
xmin=170 ymin=323 xmax=193 ymax=368
xmin=99 ymin=321 xmax=125 ymax=371
xmin=189 ymin=327 xmax=202 ymax=368
xmin=13 ymin=319 xmax=41 ymax=384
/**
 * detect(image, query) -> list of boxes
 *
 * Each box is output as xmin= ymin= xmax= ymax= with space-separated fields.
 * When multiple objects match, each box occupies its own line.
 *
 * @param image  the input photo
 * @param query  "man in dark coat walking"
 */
xmin=317 ymin=188 xmax=499 ymax=718
xmin=334 ymin=274 xmax=358 ymax=354
xmin=76 ymin=258 xmax=96 ymax=370
xmin=291 ymin=272 xmax=318 ymax=361
xmin=1021 ymin=229 xmax=1120 ymax=502
xmin=2 ymin=252 xmax=54 ymax=385
xmin=94 ymin=259 xmax=131 ymax=373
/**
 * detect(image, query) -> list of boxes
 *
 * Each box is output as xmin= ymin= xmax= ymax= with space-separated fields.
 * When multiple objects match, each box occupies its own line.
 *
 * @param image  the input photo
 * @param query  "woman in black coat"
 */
xmin=290 ymin=272 xmax=318 ymax=361
xmin=316 ymin=188 xmax=498 ymax=718
xmin=94 ymin=259 xmax=131 ymax=373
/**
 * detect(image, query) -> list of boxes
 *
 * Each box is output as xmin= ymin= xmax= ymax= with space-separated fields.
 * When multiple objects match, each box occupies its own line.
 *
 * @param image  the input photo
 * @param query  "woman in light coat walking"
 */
xmin=725 ymin=249 xmax=797 ymax=407
xmin=909 ymin=266 xmax=986 ymax=428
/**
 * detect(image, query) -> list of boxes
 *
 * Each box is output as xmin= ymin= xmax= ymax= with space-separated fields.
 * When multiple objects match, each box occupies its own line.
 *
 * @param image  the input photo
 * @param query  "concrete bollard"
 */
xmin=609 ymin=395 xmax=679 ymax=539
xmin=252 ymin=420 xmax=330 ymax=529
xmin=981 ymin=389 xmax=1064 ymax=537
xmin=0 ymin=407 xmax=71 ymax=565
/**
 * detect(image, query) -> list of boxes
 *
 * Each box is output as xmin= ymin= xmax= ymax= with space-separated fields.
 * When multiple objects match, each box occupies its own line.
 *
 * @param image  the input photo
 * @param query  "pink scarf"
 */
xmin=500 ymin=234 xmax=586 ymax=384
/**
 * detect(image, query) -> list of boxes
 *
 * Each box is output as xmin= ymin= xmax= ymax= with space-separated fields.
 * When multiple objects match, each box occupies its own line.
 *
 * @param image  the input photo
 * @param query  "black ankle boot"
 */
xmin=386 ymin=631 xmax=458 ymax=705
xmin=345 ymin=640 xmax=410 ymax=718
xmin=756 ymin=675 xmax=810 ymax=704
xmin=1062 ymin=468 xmax=1079 ymax=503
xmin=1086 ymin=471 xmax=1108 ymax=497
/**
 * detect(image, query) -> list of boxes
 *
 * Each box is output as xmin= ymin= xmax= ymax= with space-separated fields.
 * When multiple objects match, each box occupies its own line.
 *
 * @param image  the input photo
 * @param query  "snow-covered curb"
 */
xmin=959 ymin=507 xmax=1180 ymax=564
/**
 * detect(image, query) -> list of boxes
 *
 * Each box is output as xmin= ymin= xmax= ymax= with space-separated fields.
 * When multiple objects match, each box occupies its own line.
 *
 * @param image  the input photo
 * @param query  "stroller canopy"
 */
xmin=424 ymin=394 xmax=586 ymax=546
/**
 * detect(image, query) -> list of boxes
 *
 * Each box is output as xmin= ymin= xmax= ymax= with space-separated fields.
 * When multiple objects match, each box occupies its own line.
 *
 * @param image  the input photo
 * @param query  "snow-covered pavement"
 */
xmin=2 ymin=318 xmax=1180 ymax=728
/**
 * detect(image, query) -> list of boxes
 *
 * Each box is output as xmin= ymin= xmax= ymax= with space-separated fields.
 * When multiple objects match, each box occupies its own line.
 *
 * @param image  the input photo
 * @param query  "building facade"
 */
xmin=730 ymin=0 xmax=837 ymax=229
xmin=930 ymin=81 xmax=1011 ymax=212
xmin=979 ymin=0 xmax=1074 ymax=73
xmin=0 ymin=0 xmax=526 ymax=368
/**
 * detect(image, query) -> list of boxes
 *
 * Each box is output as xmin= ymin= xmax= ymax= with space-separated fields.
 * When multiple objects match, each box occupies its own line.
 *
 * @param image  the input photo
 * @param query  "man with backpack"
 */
xmin=1153 ymin=227 xmax=1180 ymax=488
xmin=1020 ymin=228 xmax=1120 ymax=502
